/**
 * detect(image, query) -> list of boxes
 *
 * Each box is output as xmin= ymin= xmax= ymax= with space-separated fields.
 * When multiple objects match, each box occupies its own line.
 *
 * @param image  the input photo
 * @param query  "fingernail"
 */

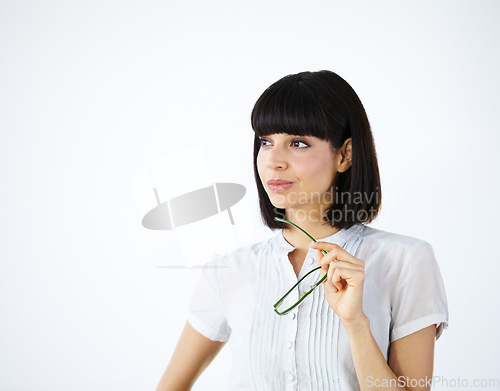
xmin=309 ymin=241 xmax=317 ymax=246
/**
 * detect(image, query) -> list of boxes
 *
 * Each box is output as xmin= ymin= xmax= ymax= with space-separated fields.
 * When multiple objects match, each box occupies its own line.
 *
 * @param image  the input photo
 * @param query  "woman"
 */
xmin=156 ymin=70 xmax=448 ymax=391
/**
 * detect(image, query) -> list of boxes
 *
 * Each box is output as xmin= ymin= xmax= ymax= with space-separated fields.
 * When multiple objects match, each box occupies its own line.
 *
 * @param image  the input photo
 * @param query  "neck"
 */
xmin=281 ymin=209 xmax=340 ymax=253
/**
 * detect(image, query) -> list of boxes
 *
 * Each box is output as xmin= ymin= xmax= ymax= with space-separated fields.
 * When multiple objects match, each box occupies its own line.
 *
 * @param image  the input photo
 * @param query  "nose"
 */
xmin=266 ymin=144 xmax=288 ymax=170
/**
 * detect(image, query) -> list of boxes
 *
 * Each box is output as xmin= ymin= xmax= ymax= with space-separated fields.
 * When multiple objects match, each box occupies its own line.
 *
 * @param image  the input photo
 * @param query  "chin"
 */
xmin=267 ymin=194 xmax=289 ymax=209
xmin=269 ymin=202 xmax=287 ymax=211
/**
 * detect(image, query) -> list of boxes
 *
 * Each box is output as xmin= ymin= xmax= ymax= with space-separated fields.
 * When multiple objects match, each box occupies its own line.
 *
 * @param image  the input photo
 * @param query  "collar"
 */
xmin=273 ymin=222 xmax=365 ymax=252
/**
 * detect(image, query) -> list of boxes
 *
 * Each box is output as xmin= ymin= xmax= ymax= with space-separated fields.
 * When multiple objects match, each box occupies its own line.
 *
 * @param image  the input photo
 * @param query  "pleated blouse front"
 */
xmin=187 ymin=223 xmax=449 ymax=391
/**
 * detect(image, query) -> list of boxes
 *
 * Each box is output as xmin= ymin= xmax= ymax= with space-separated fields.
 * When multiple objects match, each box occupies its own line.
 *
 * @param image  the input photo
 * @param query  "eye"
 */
xmin=259 ymin=138 xmax=271 ymax=147
xmin=291 ymin=140 xmax=309 ymax=149
xmin=258 ymin=137 xmax=310 ymax=149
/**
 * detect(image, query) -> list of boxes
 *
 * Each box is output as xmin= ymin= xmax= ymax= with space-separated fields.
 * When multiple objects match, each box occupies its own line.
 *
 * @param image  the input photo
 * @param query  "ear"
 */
xmin=336 ymin=138 xmax=352 ymax=173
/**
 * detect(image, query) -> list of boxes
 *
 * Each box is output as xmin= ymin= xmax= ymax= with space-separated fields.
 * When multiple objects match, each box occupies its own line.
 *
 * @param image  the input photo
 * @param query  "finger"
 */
xmin=328 ymin=262 xmax=343 ymax=292
xmin=309 ymin=241 xmax=342 ymax=252
xmin=318 ymin=262 xmax=327 ymax=280
xmin=310 ymin=242 xmax=363 ymax=266
xmin=315 ymin=248 xmax=325 ymax=263
xmin=309 ymin=242 xmax=343 ymax=252
xmin=326 ymin=262 xmax=338 ymax=293
xmin=315 ymin=248 xmax=342 ymax=267
xmin=332 ymin=266 xmax=364 ymax=288
xmin=330 ymin=262 xmax=344 ymax=291
xmin=318 ymin=259 xmax=363 ymax=271
xmin=324 ymin=277 xmax=337 ymax=294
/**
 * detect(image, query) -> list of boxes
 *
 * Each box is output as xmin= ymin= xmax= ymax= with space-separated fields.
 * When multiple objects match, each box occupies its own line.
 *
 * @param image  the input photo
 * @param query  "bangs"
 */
xmin=251 ymin=76 xmax=334 ymax=141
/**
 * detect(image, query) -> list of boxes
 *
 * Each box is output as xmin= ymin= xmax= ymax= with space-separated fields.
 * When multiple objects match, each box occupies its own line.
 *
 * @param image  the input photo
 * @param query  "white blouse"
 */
xmin=187 ymin=223 xmax=449 ymax=391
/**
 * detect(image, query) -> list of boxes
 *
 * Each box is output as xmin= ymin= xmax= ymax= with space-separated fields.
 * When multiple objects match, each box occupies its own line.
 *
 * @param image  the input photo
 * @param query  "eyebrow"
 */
xmin=261 ymin=134 xmax=313 ymax=139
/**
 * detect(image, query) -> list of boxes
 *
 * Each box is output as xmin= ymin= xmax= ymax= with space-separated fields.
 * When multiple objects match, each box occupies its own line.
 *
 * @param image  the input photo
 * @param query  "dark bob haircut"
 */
xmin=251 ymin=70 xmax=381 ymax=231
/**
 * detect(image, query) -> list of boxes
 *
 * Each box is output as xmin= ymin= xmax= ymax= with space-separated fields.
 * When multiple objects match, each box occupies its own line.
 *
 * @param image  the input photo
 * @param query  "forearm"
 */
xmin=344 ymin=315 xmax=407 ymax=391
xmin=156 ymin=322 xmax=226 ymax=391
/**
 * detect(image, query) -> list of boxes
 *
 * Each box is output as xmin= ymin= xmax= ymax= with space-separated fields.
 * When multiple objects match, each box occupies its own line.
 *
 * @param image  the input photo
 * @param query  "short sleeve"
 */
xmin=390 ymin=241 xmax=449 ymax=342
xmin=187 ymin=256 xmax=231 ymax=342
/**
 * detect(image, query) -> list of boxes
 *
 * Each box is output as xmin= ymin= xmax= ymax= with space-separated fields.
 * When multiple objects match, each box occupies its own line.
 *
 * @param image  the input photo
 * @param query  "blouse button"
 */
xmin=286 ymin=341 xmax=293 ymax=349
xmin=291 ymin=312 xmax=296 ymax=320
xmin=287 ymin=373 xmax=295 ymax=382
xmin=307 ymin=257 xmax=315 ymax=265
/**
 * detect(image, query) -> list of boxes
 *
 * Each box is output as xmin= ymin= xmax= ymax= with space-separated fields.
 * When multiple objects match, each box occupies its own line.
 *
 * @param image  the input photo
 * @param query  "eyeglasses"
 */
xmin=273 ymin=217 xmax=328 ymax=315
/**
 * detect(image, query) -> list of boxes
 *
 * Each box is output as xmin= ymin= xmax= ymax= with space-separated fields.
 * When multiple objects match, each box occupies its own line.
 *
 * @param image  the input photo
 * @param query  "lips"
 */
xmin=267 ymin=179 xmax=294 ymax=193
xmin=267 ymin=179 xmax=293 ymax=186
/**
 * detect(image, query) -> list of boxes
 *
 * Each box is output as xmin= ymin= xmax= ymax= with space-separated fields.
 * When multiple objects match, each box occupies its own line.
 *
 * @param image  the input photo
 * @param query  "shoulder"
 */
xmin=359 ymin=225 xmax=434 ymax=259
xmin=358 ymin=225 xmax=437 ymax=274
xmin=360 ymin=225 xmax=431 ymax=251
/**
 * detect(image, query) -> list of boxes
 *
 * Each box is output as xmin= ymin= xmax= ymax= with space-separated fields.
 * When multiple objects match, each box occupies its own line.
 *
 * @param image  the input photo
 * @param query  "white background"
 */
xmin=1 ymin=0 xmax=499 ymax=390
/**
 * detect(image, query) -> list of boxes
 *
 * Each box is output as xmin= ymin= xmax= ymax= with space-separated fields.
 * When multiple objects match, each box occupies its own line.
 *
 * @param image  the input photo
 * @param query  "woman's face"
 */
xmin=256 ymin=133 xmax=339 ymax=221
